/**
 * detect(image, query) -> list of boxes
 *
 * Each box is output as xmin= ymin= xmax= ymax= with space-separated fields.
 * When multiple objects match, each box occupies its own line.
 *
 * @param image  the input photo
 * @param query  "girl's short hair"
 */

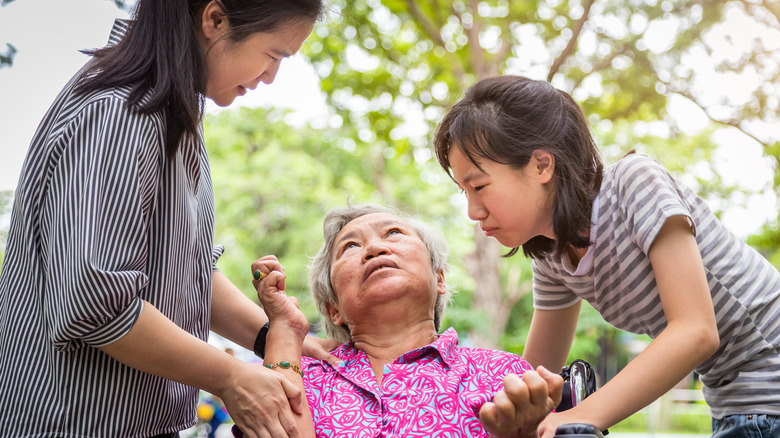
xmin=75 ymin=0 xmax=326 ymax=159
xmin=309 ymin=204 xmax=451 ymax=343
xmin=433 ymin=75 xmax=603 ymax=259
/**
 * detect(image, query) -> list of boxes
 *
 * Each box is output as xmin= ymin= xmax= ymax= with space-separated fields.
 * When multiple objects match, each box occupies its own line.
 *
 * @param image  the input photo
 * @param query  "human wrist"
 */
xmin=252 ymin=322 xmax=270 ymax=358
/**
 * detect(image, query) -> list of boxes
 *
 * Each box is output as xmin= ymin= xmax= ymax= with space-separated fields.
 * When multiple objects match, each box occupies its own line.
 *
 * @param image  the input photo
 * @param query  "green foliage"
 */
xmin=204 ymin=107 xmax=476 ymax=330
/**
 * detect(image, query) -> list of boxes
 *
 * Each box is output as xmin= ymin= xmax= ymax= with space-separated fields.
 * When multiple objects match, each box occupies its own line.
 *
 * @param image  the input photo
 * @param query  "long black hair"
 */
xmin=74 ymin=0 xmax=326 ymax=159
xmin=433 ymin=75 xmax=604 ymax=259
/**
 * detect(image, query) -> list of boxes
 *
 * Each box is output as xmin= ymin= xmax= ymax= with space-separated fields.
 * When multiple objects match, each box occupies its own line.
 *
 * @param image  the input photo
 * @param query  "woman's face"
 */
xmin=327 ymin=213 xmax=445 ymax=327
xmin=200 ymin=14 xmax=314 ymax=107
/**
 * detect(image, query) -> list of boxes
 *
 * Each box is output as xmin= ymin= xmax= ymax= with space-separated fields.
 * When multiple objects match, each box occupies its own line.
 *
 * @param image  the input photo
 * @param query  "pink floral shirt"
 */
xmin=301 ymin=328 xmax=533 ymax=437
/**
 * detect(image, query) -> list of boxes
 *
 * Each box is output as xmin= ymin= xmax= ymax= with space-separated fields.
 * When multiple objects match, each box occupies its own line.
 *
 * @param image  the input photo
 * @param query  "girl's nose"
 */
xmin=467 ymin=200 xmax=487 ymax=222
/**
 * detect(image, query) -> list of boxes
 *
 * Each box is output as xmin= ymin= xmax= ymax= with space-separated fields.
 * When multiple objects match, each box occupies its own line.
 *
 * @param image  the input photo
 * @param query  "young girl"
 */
xmin=0 ymin=1 xmax=337 ymax=437
xmin=433 ymin=75 xmax=780 ymax=438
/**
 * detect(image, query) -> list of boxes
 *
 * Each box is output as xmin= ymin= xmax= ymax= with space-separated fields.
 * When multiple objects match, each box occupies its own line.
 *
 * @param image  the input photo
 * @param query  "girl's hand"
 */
xmin=535 ymin=410 xmax=583 ymax=438
xmin=218 ymin=358 xmax=303 ymax=438
xmin=479 ymin=366 xmax=563 ymax=438
xmin=251 ymin=256 xmax=308 ymax=337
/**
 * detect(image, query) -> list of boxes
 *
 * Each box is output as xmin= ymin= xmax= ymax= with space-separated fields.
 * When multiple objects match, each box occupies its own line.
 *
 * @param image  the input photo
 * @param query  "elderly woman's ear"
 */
xmin=325 ymin=301 xmax=344 ymax=326
xmin=436 ymin=269 xmax=447 ymax=296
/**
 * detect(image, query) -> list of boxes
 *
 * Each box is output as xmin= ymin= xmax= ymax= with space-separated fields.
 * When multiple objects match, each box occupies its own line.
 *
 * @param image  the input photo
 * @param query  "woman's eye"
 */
xmin=343 ymin=242 xmax=358 ymax=250
xmin=387 ymin=228 xmax=401 ymax=236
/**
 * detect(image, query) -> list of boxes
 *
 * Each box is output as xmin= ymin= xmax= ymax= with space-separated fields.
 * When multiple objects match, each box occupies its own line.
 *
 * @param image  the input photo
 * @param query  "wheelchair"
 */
xmin=553 ymin=359 xmax=607 ymax=438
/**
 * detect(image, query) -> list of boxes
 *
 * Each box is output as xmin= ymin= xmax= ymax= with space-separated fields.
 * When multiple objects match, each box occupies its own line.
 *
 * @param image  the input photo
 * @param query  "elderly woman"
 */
xmin=241 ymin=204 xmax=562 ymax=437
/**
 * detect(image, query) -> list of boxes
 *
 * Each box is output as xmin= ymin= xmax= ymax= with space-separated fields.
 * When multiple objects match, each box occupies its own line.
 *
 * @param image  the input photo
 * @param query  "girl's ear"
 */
xmin=531 ymin=149 xmax=555 ymax=184
xmin=199 ymin=0 xmax=229 ymax=44
xmin=325 ymin=301 xmax=344 ymax=326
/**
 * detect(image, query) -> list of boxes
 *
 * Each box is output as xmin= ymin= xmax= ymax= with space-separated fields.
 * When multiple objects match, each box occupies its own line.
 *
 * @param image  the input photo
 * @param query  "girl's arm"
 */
xmin=522 ymin=301 xmax=581 ymax=372
xmin=536 ymin=215 xmax=720 ymax=437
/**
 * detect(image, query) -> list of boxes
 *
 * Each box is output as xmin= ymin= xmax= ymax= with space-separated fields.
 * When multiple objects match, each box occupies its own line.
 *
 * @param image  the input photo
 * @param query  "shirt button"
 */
xmin=747 ymin=414 xmax=754 ymax=420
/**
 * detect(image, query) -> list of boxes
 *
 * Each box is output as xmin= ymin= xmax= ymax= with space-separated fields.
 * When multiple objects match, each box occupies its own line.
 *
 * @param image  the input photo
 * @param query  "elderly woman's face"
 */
xmin=328 ymin=213 xmax=444 ymax=325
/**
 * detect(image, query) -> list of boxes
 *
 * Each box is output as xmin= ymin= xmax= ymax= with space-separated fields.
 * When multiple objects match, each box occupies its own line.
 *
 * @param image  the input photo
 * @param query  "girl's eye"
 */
xmin=268 ymin=54 xmax=280 ymax=62
xmin=474 ymin=185 xmax=486 ymax=192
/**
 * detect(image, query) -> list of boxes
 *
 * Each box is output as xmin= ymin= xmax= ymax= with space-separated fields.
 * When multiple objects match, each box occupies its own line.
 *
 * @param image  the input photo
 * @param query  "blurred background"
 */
xmin=1 ymin=0 xmax=778 ymax=435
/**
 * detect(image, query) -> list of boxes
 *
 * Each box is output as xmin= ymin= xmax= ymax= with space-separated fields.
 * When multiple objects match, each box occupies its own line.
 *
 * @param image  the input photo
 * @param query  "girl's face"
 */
xmin=448 ymin=146 xmax=557 ymax=248
xmin=199 ymin=5 xmax=314 ymax=107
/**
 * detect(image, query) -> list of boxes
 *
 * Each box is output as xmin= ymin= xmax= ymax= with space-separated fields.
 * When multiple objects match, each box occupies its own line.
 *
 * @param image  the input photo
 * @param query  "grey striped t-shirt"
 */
xmin=533 ymin=154 xmax=780 ymax=419
xmin=0 ymin=20 xmax=222 ymax=436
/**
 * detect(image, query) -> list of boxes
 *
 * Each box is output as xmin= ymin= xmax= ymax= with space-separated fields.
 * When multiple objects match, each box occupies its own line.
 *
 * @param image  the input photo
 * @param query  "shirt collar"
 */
xmin=107 ymin=19 xmax=131 ymax=46
xmin=333 ymin=327 xmax=461 ymax=369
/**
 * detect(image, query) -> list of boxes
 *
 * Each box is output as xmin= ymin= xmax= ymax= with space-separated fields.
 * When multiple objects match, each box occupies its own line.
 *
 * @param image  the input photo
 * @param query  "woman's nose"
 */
xmin=260 ymin=61 xmax=281 ymax=85
xmin=363 ymin=239 xmax=389 ymax=260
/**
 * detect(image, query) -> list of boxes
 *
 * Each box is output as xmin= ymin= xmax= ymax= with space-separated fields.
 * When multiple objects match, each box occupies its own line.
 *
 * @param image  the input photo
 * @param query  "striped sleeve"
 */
xmin=613 ymin=156 xmax=694 ymax=254
xmin=42 ymin=93 xmax=164 ymax=350
xmin=533 ymin=258 xmax=581 ymax=310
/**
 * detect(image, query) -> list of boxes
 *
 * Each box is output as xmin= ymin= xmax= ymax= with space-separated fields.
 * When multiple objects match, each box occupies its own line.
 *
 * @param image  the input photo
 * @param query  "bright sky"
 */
xmin=0 ymin=0 xmax=776 ymax=238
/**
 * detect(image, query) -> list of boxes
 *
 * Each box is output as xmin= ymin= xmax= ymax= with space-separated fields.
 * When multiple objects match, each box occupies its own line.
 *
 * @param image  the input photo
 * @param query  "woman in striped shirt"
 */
xmin=0 ymin=1 xmax=337 ymax=437
xmin=433 ymin=75 xmax=780 ymax=437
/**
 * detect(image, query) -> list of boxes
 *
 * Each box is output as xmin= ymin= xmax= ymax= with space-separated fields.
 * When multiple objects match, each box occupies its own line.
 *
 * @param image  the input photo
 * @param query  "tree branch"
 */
xmin=465 ymin=0 xmax=488 ymax=79
xmin=547 ymin=0 xmax=596 ymax=82
xmin=662 ymin=79 xmax=769 ymax=146
xmin=402 ymin=0 xmax=466 ymax=85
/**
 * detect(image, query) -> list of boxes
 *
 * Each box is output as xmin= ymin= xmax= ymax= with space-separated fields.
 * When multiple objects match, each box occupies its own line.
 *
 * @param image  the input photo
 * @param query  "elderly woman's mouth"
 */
xmin=363 ymin=259 xmax=399 ymax=281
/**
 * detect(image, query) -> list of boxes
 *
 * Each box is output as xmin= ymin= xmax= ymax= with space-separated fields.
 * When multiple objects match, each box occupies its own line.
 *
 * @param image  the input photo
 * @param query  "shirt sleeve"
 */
xmin=212 ymin=244 xmax=225 ymax=272
xmin=532 ymin=258 xmax=581 ymax=310
xmin=613 ymin=155 xmax=695 ymax=254
xmin=43 ymin=93 xmax=165 ymax=350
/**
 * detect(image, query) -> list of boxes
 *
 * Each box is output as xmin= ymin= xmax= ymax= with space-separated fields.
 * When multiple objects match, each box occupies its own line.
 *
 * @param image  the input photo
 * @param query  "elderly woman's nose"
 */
xmin=362 ymin=239 xmax=389 ymax=259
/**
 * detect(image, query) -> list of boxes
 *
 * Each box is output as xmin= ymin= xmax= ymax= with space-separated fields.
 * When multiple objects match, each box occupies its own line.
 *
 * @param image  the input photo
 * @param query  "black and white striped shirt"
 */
xmin=0 ymin=20 xmax=222 ymax=436
xmin=533 ymin=154 xmax=780 ymax=419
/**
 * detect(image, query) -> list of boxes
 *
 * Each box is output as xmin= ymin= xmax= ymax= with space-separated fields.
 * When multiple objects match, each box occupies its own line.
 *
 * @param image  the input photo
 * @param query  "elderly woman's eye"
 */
xmin=387 ymin=228 xmax=402 ymax=236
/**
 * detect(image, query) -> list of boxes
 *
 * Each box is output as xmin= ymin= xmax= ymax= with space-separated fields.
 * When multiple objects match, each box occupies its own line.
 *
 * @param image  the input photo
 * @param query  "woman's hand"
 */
xmin=479 ymin=366 xmax=563 ymax=438
xmin=218 ymin=357 xmax=303 ymax=438
xmin=302 ymin=335 xmax=342 ymax=366
xmin=251 ymin=256 xmax=308 ymax=337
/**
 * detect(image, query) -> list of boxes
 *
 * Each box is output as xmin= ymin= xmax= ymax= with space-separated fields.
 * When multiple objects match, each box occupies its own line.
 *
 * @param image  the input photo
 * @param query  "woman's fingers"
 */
xmin=279 ymin=373 xmax=304 ymax=414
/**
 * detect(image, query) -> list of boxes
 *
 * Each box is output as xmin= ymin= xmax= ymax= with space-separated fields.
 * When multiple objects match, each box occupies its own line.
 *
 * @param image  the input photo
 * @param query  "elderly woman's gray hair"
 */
xmin=309 ymin=204 xmax=451 ymax=343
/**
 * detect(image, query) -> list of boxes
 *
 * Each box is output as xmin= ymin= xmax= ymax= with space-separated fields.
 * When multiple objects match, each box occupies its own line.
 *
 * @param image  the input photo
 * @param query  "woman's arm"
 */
xmin=536 ymin=215 xmax=720 ymax=437
xmin=251 ymin=256 xmax=316 ymax=438
xmin=211 ymin=270 xmax=268 ymax=350
xmin=522 ymin=301 xmax=581 ymax=372
xmin=98 ymin=301 xmax=303 ymax=438
xmin=479 ymin=366 xmax=563 ymax=438
xmin=211 ymin=270 xmax=342 ymax=364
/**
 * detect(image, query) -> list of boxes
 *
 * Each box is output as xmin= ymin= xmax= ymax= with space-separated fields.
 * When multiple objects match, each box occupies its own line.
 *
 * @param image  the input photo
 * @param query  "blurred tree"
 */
xmin=203 ymin=107 xmax=475 ymax=331
xmin=303 ymin=0 xmax=779 ymax=360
